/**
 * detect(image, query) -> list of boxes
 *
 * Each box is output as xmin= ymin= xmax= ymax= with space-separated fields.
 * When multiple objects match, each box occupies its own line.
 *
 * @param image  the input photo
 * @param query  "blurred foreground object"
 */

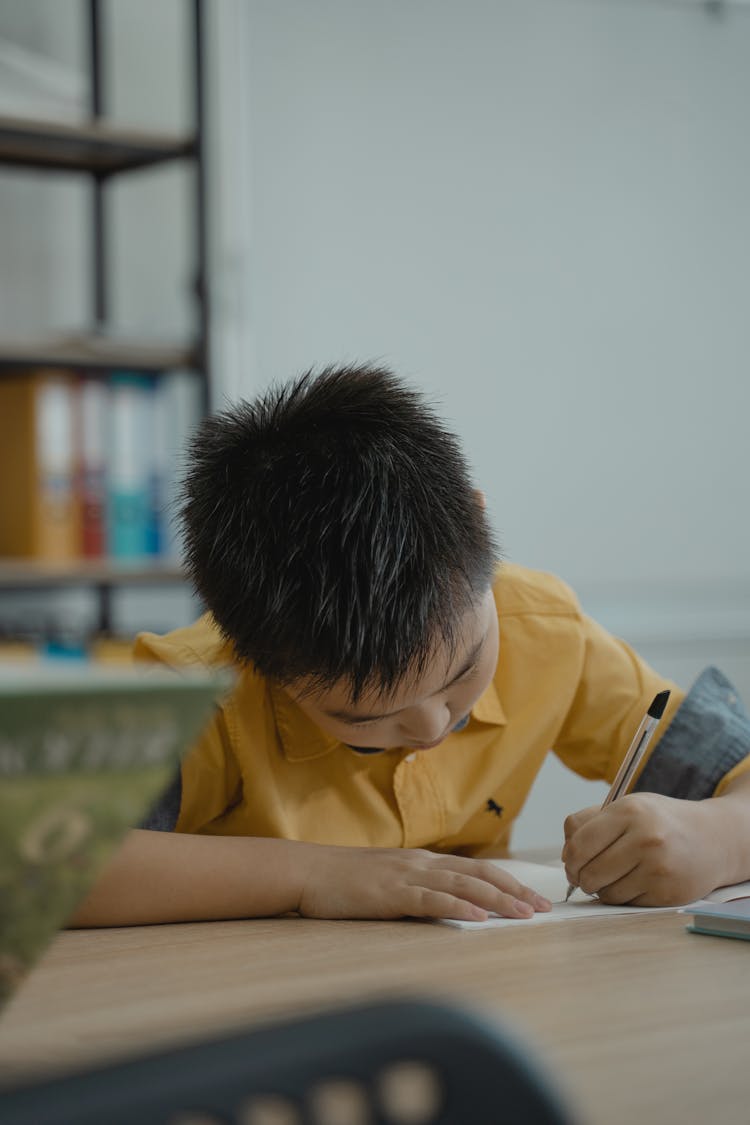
xmin=0 ymin=661 xmax=221 ymax=1010
xmin=0 ymin=998 xmax=574 ymax=1125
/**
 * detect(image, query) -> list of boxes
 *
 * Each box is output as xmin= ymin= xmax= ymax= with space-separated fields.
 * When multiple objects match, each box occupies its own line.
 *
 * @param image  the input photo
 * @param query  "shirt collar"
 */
xmin=471 ymin=677 xmax=507 ymax=727
xmin=270 ymin=682 xmax=342 ymax=762
xmin=271 ymin=675 xmax=507 ymax=763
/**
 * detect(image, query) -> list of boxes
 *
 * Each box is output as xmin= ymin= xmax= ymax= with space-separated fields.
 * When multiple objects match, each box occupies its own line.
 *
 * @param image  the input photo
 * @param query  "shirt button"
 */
xmin=404 ymin=752 xmax=416 ymax=763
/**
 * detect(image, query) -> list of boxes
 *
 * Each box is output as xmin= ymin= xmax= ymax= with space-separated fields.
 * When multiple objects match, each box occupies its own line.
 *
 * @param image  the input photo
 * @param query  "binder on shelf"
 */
xmin=0 ymin=367 xmax=203 ymax=569
xmin=77 ymin=374 xmax=107 ymax=558
xmin=161 ymin=369 xmax=203 ymax=559
xmin=106 ymin=370 xmax=200 ymax=561
xmin=0 ymin=369 xmax=80 ymax=560
xmin=106 ymin=372 xmax=151 ymax=560
xmin=144 ymin=373 xmax=169 ymax=556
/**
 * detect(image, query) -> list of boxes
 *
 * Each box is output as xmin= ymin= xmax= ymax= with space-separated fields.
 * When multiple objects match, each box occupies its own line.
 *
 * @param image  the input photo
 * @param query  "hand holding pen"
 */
xmin=564 ymin=689 xmax=671 ymax=902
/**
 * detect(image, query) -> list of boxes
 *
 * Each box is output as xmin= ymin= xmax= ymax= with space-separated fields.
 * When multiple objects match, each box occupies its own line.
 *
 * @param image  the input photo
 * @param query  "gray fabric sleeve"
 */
xmin=139 ymin=767 xmax=183 ymax=831
xmin=633 ymin=666 xmax=750 ymax=800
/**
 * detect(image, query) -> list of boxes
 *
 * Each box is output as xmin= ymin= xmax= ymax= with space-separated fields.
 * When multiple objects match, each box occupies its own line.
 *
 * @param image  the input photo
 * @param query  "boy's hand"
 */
xmin=296 ymin=845 xmax=552 ymax=922
xmin=562 ymin=792 xmax=724 ymax=906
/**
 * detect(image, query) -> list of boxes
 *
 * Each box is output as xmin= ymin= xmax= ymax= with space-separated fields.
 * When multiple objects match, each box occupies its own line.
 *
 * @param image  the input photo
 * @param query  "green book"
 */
xmin=684 ymin=899 xmax=750 ymax=942
xmin=0 ymin=662 xmax=222 ymax=1008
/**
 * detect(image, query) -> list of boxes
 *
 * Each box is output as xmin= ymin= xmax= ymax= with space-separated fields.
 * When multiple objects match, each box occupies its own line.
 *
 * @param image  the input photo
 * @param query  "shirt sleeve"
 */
xmin=133 ymin=627 xmax=243 ymax=834
xmin=140 ymin=766 xmax=183 ymax=831
xmin=138 ymin=703 xmax=242 ymax=833
xmin=633 ymin=666 xmax=750 ymax=800
xmin=552 ymin=613 xmax=684 ymax=785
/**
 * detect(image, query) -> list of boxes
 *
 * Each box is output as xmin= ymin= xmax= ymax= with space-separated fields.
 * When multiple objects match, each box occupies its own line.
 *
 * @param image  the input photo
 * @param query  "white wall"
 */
xmin=2 ymin=1 xmax=748 ymax=845
xmin=230 ymin=0 xmax=750 ymax=845
xmin=240 ymin=0 xmax=750 ymax=586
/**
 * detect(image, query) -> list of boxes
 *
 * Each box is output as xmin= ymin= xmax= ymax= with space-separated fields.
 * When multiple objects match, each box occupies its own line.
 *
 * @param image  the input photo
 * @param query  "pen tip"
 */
xmin=648 ymin=689 xmax=671 ymax=720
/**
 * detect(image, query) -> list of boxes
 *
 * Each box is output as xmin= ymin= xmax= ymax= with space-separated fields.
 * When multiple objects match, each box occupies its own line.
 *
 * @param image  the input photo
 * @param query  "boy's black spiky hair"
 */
xmin=180 ymin=363 xmax=499 ymax=702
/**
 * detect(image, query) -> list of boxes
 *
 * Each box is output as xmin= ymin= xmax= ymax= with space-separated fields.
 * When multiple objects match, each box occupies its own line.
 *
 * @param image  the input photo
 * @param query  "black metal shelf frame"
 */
xmin=0 ymin=115 xmax=196 ymax=175
xmin=86 ymin=0 xmax=210 ymax=410
xmin=0 ymin=0 xmax=210 ymax=632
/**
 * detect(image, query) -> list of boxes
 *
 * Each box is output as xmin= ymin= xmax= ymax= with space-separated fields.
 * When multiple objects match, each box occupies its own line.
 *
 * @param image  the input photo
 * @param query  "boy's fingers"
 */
xmin=419 ymin=869 xmax=536 ymax=919
xmin=431 ymin=856 xmax=551 ymax=911
xmin=475 ymin=863 xmax=552 ymax=911
xmin=563 ymin=805 xmax=601 ymax=842
xmin=562 ymin=812 xmax=628 ymax=885
xmin=572 ymin=834 xmax=639 ymax=897
xmin=405 ymin=888 xmax=489 ymax=922
xmin=591 ymin=865 xmax=645 ymax=907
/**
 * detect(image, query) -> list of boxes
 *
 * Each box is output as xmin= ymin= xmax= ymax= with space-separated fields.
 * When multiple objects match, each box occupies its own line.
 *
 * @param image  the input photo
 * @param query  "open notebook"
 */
xmin=440 ymin=859 xmax=750 ymax=929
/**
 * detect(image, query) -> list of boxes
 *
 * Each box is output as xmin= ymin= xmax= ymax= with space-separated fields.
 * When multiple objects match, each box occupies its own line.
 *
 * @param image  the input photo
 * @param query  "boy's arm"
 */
xmin=708 ymin=770 xmax=750 ymax=886
xmin=562 ymin=667 xmax=750 ymax=905
xmin=68 ymin=830 xmax=308 ymax=926
xmin=68 ymin=829 xmax=553 ymax=927
xmin=561 ymin=785 xmax=749 ymax=907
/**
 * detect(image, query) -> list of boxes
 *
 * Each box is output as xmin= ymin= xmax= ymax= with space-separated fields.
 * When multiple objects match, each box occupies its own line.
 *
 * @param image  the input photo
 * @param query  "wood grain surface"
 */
xmin=0 ymin=908 xmax=748 ymax=1125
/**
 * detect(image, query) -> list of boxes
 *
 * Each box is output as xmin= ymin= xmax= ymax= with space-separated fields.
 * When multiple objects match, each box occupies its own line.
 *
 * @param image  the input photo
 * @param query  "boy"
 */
xmin=72 ymin=365 xmax=750 ymax=927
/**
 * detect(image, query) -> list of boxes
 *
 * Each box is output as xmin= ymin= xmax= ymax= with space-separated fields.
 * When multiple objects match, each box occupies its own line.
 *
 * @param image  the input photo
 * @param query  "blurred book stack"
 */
xmin=0 ymin=368 xmax=202 ymax=564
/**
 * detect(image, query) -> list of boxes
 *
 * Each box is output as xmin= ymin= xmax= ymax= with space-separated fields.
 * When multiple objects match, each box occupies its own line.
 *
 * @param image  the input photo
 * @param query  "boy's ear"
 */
xmin=474 ymin=490 xmax=487 ymax=511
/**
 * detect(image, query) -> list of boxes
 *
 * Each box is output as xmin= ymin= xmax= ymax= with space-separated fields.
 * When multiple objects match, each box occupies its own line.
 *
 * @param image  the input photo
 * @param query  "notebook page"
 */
xmin=704 ymin=880 xmax=750 ymax=904
xmin=439 ymin=859 xmax=750 ymax=930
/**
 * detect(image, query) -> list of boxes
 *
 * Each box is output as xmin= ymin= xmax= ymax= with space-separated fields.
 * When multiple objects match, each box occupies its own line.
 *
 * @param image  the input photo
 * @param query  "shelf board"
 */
xmin=0 ymin=559 xmax=188 ymax=588
xmin=0 ymin=334 xmax=199 ymax=373
xmin=0 ymin=114 xmax=196 ymax=175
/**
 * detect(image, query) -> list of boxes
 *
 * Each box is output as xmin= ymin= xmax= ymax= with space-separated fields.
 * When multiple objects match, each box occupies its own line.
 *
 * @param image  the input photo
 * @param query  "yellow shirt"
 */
xmin=133 ymin=564 xmax=694 ymax=855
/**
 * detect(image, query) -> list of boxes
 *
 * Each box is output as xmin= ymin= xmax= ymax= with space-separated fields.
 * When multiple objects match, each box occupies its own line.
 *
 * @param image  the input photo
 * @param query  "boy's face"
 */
xmin=287 ymin=588 xmax=499 ymax=752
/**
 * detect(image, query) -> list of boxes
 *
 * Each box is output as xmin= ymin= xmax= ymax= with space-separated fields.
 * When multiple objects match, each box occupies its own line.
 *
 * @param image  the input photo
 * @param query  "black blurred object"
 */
xmin=0 ymin=998 xmax=574 ymax=1124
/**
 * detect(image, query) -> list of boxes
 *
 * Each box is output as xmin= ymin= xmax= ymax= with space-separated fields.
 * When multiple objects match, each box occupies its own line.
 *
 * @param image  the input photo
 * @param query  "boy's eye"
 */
xmin=457 ymin=661 xmax=479 ymax=682
xmin=343 ymin=659 xmax=480 ymax=730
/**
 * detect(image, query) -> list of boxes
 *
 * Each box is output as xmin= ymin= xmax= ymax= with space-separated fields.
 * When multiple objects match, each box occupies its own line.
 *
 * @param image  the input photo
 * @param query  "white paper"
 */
xmin=439 ymin=859 xmax=750 ymax=930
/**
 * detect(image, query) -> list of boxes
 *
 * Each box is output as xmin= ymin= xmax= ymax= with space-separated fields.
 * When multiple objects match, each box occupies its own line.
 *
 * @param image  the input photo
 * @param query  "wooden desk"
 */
xmin=0 ymin=909 xmax=748 ymax=1124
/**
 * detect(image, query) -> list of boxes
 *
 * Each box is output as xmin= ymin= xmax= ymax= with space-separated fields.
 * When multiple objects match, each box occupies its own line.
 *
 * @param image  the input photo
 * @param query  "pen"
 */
xmin=564 ymin=688 xmax=671 ymax=902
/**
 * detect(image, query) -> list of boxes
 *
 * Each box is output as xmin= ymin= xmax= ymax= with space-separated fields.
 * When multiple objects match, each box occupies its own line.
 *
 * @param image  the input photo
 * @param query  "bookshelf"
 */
xmin=0 ymin=335 xmax=196 ymax=373
xmin=0 ymin=113 xmax=196 ymax=174
xmin=0 ymin=0 xmax=209 ymax=637
xmin=0 ymin=559 xmax=186 ymax=588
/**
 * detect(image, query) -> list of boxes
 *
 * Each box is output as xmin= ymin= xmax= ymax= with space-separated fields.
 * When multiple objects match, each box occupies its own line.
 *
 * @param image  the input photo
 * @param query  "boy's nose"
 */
xmin=401 ymin=704 xmax=451 ymax=747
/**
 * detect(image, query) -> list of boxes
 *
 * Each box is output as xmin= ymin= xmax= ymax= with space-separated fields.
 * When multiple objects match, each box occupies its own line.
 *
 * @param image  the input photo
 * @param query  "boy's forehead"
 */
xmin=293 ymin=659 xmax=432 ymax=717
xmin=295 ymin=589 xmax=495 ymax=720
xmin=317 ymin=672 xmax=425 ymax=716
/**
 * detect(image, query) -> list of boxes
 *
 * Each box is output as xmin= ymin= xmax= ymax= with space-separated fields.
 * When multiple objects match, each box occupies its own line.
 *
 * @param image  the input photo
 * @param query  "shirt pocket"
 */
xmin=433 ymin=789 xmax=516 ymax=855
